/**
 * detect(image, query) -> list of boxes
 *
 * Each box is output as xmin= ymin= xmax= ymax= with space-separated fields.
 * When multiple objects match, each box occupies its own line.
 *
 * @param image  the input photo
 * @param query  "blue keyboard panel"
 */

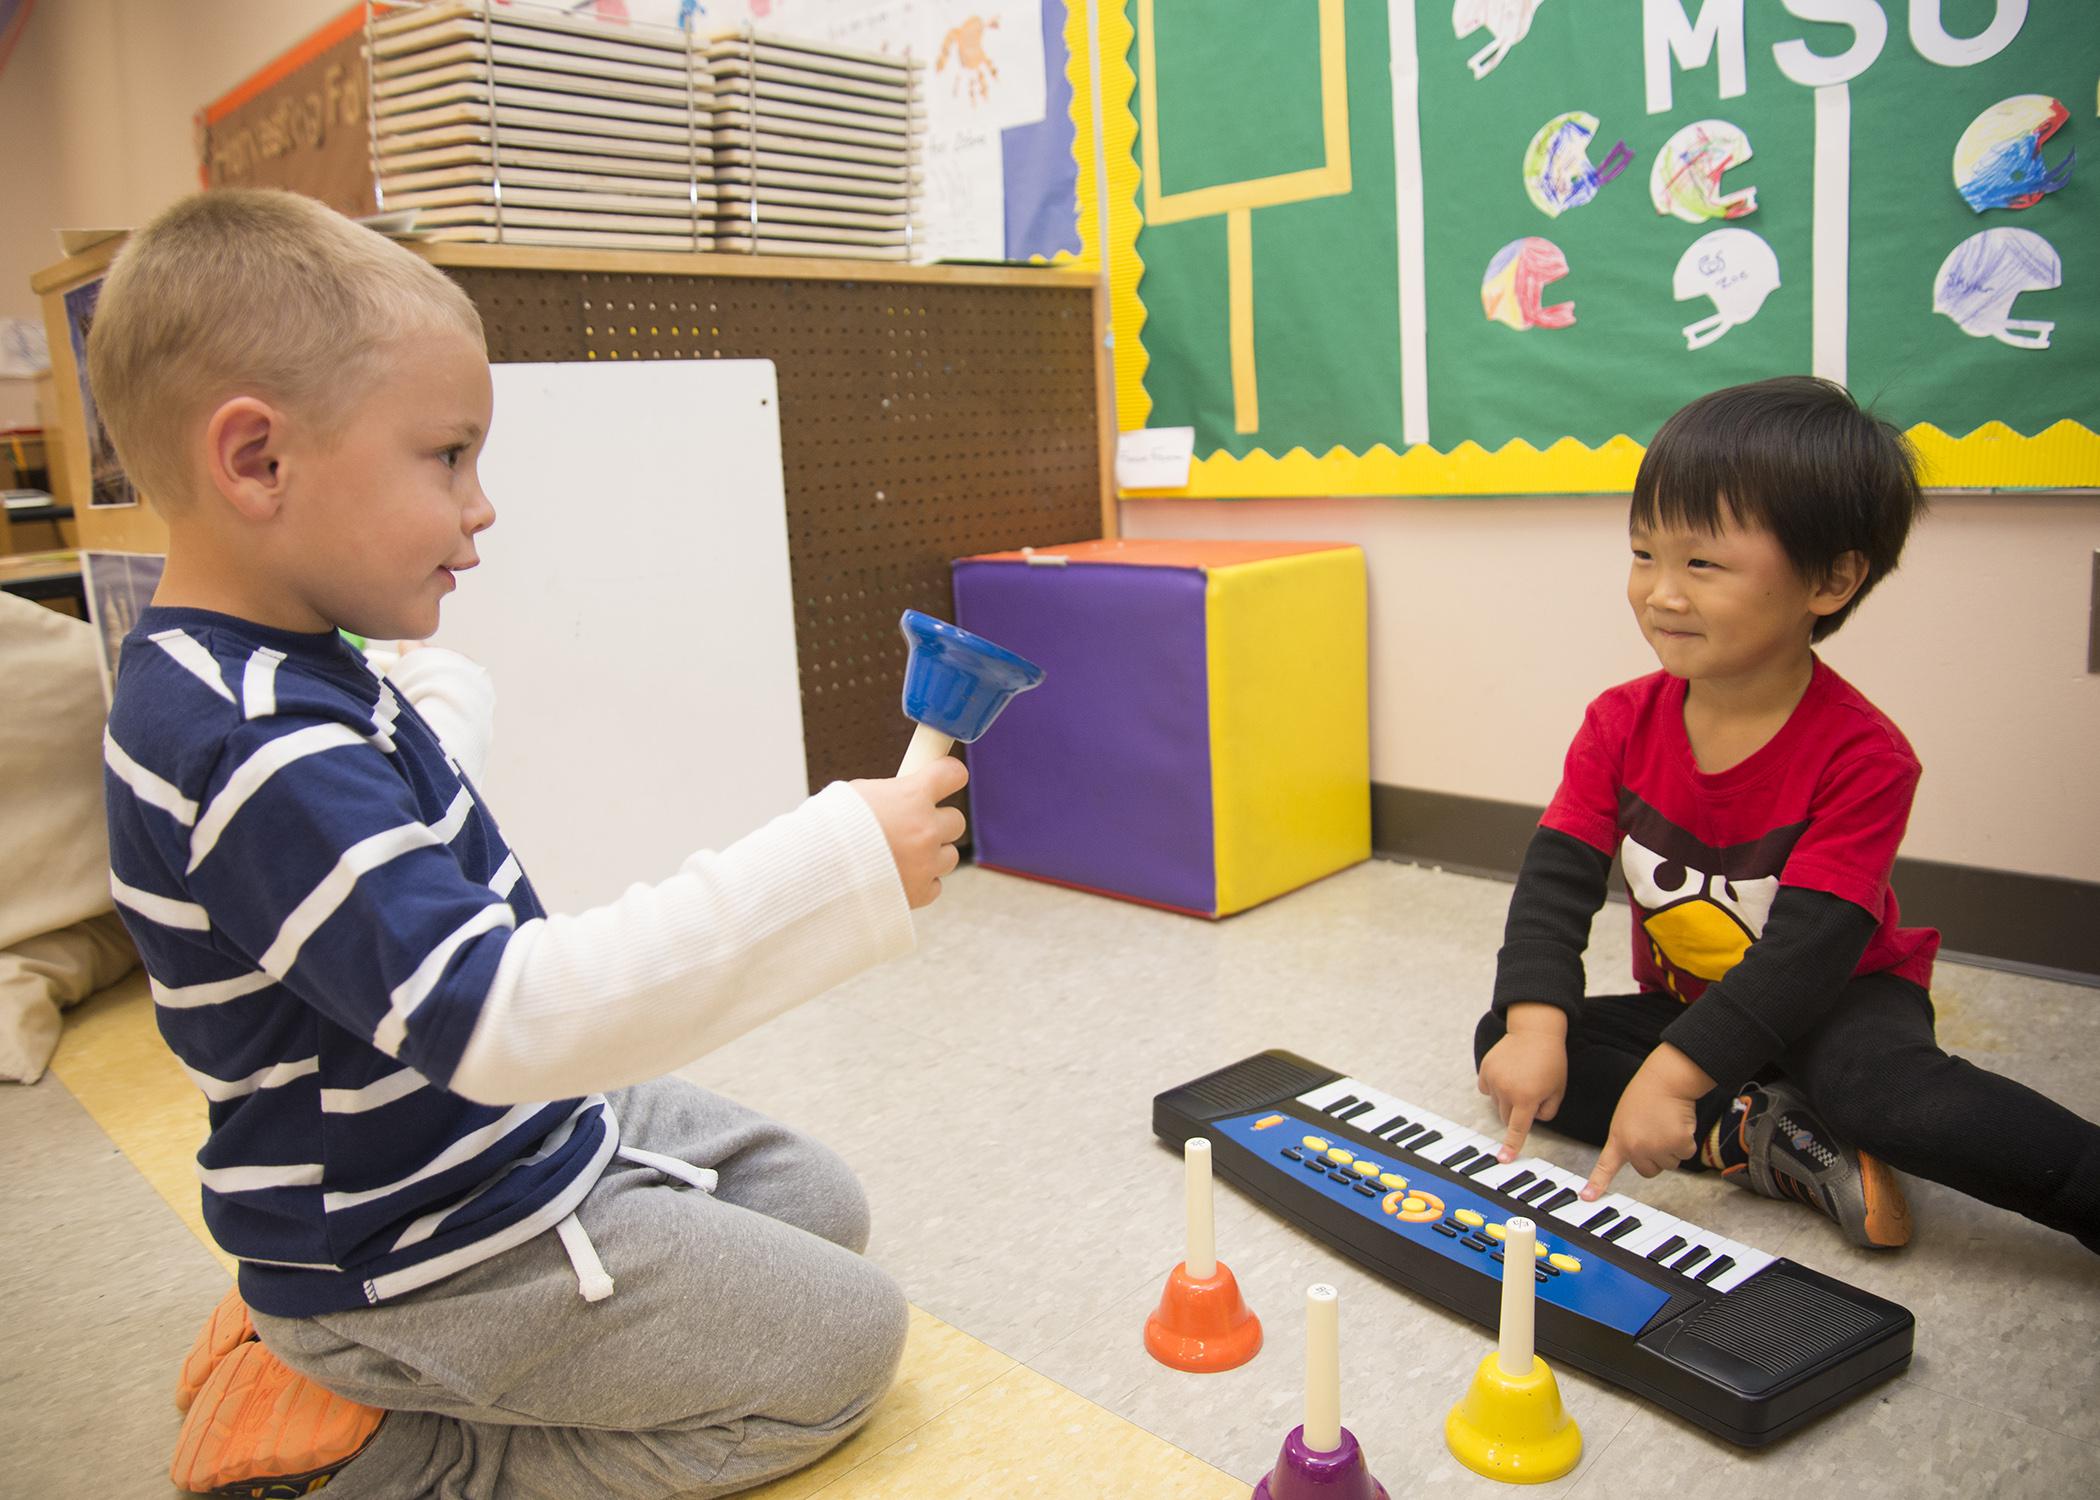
xmin=1213 ymin=1110 xmax=1672 ymax=1336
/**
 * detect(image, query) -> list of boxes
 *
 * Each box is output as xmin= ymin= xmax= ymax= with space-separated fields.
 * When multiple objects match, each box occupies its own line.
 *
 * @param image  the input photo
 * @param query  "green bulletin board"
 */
xmin=1420 ymin=5 xmax=1820 ymax=451
xmin=1105 ymin=0 xmax=2099 ymax=494
xmin=1847 ymin=5 xmax=2093 ymax=438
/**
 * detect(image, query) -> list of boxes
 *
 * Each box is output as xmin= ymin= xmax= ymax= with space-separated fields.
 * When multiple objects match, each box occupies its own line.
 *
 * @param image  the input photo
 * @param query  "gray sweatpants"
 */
xmin=250 ymin=1077 xmax=909 ymax=1499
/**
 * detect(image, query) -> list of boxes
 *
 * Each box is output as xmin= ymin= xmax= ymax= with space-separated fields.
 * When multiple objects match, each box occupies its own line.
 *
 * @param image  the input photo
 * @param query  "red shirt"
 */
xmin=1542 ymin=658 xmax=1938 ymax=1002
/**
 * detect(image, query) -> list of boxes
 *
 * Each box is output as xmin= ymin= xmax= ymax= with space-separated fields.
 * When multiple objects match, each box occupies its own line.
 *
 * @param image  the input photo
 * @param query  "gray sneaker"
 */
xmin=1744 ymin=1081 xmax=1912 ymax=1249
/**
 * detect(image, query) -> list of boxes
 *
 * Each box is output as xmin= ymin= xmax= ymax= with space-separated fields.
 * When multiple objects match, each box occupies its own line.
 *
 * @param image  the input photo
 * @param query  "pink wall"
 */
xmin=2 ymin=0 xmax=348 ymax=325
xmin=1122 ymin=492 xmax=2100 ymax=883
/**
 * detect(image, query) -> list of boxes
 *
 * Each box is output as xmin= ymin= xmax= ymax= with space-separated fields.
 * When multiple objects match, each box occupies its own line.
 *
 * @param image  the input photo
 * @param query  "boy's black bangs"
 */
xmin=1629 ymin=414 xmax=1771 ymax=541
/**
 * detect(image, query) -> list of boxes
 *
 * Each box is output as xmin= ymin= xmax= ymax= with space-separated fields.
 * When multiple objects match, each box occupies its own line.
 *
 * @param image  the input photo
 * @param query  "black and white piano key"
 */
xmin=1490 ymin=1158 xmax=1585 ymax=1205
xmin=1291 ymin=1077 xmax=1477 ymax=1175
xmin=1366 ymin=1091 xmax=1481 ymax=1156
xmin=1296 ymin=1077 xmax=1367 ymax=1115
xmin=1690 ymin=1233 xmax=1773 ymax=1291
xmin=1302 ymin=1075 xmax=1419 ymax=1142
xmin=1302 ymin=1076 xmax=1419 ymax=1124
xmin=1552 ymin=1190 xmax=1647 ymax=1235
xmin=1303 ymin=1078 xmax=1445 ymax=1147
xmin=1614 ymin=1208 xmax=1695 ymax=1260
xmin=1511 ymin=1168 xmax=1587 ymax=1218
xmin=1555 ymin=1200 xmax=1774 ymax=1292
xmin=1440 ymin=1140 xmax=1507 ymax=1177
xmin=1517 ymin=1175 xmax=1569 ymax=1206
xmin=1380 ymin=1101 xmax=1459 ymax=1154
xmin=1304 ymin=1079 xmax=1475 ymax=1171
xmin=1495 ymin=1160 xmax=1586 ymax=1217
xmin=1415 ymin=1118 xmax=1503 ymax=1164
xmin=1669 ymin=1242 xmax=1713 ymax=1274
xmin=1532 ymin=1162 xmax=1591 ymax=1198
xmin=1291 ymin=1077 xmax=1780 ymax=1293
xmin=1608 ymin=1211 xmax=1770 ymax=1291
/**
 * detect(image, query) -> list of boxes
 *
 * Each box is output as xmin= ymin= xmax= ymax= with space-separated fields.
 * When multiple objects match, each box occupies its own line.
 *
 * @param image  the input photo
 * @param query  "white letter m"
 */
xmin=1644 ymin=0 xmax=1747 ymax=115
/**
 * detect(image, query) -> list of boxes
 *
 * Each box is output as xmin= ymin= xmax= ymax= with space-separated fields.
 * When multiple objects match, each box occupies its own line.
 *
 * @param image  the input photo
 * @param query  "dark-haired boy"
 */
xmin=1474 ymin=377 xmax=2099 ymax=1255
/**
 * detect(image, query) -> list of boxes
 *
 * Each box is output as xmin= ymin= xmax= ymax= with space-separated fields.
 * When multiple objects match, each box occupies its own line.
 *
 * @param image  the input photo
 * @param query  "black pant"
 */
xmin=1473 ymin=972 xmax=2100 ymax=1253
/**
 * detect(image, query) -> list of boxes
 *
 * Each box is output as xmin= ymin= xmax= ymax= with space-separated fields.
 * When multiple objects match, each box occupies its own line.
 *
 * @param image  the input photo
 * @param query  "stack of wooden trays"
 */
xmin=700 ymin=32 xmax=926 ymax=262
xmin=368 ymin=1 xmax=718 ymax=251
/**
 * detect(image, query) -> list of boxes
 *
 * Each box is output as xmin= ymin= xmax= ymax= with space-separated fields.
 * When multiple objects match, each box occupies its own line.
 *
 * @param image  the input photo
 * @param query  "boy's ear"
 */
xmin=204 ymin=396 xmax=289 ymax=522
xmin=1809 ymin=549 xmax=1869 ymax=618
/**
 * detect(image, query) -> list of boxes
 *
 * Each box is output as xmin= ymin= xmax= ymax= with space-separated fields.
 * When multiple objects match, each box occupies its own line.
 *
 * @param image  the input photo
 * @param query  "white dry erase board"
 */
xmin=433 ymin=358 xmax=808 ymax=914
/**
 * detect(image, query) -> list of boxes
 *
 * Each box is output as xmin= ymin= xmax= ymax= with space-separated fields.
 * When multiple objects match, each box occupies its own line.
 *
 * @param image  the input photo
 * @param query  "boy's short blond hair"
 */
xmin=87 ymin=188 xmax=484 ymax=508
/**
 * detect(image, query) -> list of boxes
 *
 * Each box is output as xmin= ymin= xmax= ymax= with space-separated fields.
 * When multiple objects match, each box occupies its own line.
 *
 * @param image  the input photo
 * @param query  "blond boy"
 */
xmin=94 ymin=188 xmax=966 ymax=1498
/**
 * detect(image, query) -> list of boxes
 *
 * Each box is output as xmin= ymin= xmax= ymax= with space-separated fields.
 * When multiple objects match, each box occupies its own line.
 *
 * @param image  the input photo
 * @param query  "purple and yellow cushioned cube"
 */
xmin=953 ymin=538 xmax=1369 ymax=918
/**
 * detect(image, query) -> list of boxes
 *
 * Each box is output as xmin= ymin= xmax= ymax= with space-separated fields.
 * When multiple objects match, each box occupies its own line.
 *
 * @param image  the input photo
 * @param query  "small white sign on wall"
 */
xmin=1115 ymin=426 xmax=1197 ymax=490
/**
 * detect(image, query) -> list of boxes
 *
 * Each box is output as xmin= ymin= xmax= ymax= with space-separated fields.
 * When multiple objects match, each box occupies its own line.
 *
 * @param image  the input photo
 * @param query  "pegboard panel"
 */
xmin=446 ymin=264 xmax=1104 ymax=793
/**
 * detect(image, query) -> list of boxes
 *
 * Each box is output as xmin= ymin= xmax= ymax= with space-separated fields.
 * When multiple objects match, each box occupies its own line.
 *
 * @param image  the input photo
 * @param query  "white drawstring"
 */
xmin=555 ymin=1212 xmax=614 ymax=1302
xmin=550 ymin=1145 xmax=718 ymax=1303
xmin=617 ymin=1145 xmax=719 ymax=1194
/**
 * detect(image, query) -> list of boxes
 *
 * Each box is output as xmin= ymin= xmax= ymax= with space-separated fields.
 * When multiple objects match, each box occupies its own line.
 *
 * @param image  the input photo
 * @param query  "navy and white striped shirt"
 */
xmin=104 ymin=606 xmax=613 ymax=1316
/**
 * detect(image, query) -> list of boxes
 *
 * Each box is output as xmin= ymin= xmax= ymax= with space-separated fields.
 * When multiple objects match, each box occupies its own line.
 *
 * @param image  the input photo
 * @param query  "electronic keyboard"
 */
xmin=1154 ymin=1050 xmax=1914 ymax=1447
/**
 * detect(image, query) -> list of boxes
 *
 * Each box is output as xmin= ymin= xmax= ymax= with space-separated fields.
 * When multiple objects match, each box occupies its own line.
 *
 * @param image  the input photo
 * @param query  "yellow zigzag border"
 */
xmin=1087 ymin=0 xmax=1152 ymax=434
xmin=1089 ymin=4 xmax=2099 ymax=497
xmin=1905 ymin=421 xmax=2100 ymax=491
xmin=1063 ymin=0 xmax=1100 ymax=272
xmin=1131 ymin=421 xmax=2100 ymax=498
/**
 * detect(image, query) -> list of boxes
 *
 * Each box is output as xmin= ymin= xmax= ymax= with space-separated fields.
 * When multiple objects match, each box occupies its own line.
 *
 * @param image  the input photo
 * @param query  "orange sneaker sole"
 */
xmin=1858 ymin=1151 xmax=1913 ymax=1248
xmin=178 ymin=1284 xmax=256 ymax=1414
xmin=170 ymin=1340 xmax=383 ymax=1494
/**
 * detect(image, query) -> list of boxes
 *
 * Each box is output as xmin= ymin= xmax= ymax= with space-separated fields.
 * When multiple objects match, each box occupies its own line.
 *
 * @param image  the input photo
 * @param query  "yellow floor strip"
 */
xmin=785 ymin=1361 xmax=1247 ymax=1499
xmin=743 ymin=1307 xmax=1018 ymax=1500
xmin=49 ymin=978 xmax=1245 ymax=1497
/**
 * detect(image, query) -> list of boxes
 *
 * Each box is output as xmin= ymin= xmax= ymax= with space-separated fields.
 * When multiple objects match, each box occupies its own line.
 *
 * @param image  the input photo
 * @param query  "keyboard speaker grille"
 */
xmin=1169 ymin=1053 xmax=1337 ymax=1118
xmin=1672 ymin=1267 xmax=1882 ymax=1377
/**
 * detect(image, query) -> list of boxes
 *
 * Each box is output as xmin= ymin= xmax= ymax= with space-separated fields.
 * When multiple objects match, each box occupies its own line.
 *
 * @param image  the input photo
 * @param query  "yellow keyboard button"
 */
xmin=1327 ymin=1148 xmax=1354 ymax=1165
xmin=1353 ymin=1160 xmax=1382 ymax=1177
xmin=1303 ymin=1136 xmax=1329 ymax=1152
xmin=1535 ymin=1241 xmax=1549 ymax=1258
xmin=1454 ymin=1209 xmax=1485 ymax=1228
xmin=1398 ymin=1192 xmax=1443 ymax=1223
xmin=1549 ymin=1253 xmax=1582 ymax=1273
xmin=1379 ymin=1173 xmax=1408 ymax=1192
xmin=1483 ymin=1223 xmax=1508 ymax=1242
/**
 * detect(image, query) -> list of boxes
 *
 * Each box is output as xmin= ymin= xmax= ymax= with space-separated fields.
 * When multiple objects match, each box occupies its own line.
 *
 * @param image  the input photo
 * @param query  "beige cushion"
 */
xmin=0 ymin=594 xmax=139 ymax=1081
xmin=1 ymin=593 xmax=116 ymax=948
xmin=0 ymin=913 xmax=137 ymax=1083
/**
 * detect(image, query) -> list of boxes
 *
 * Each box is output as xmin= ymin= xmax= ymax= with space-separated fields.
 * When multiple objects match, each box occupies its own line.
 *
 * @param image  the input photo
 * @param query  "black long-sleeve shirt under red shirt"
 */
xmin=1492 ymin=657 xmax=1940 ymax=1089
